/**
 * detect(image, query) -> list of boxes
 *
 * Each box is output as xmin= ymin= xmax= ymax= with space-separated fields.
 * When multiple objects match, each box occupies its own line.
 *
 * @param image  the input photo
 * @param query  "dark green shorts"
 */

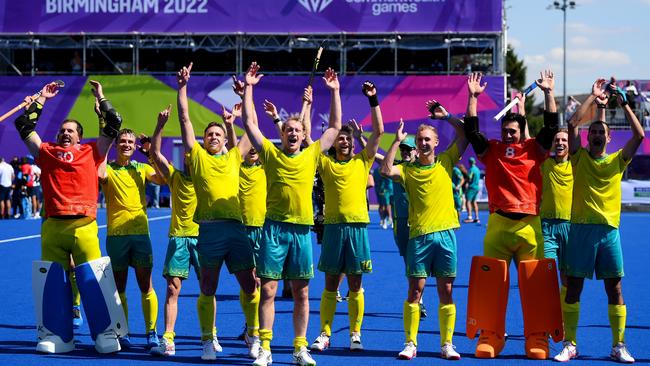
xmin=318 ymin=223 xmax=372 ymax=275
xmin=256 ymin=220 xmax=314 ymax=280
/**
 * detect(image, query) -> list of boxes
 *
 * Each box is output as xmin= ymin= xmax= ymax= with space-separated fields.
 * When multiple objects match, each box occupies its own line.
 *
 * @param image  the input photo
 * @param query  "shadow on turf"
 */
xmin=0 ymin=324 xmax=35 ymax=330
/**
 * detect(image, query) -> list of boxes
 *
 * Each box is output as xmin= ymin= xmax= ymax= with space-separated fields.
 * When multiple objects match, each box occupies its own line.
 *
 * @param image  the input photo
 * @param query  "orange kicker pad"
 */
xmin=466 ymin=256 xmax=509 ymax=340
xmin=518 ymin=259 xmax=564 ymax=343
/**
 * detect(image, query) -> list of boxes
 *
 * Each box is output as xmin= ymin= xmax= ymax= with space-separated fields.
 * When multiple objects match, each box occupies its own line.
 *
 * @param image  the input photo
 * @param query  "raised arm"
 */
xmin=380 ymin=119 xmax=407 ymax=180
xmin=242 ymin=62 xmax=265 ymax=152
xmin=302 ymin=87 xmax=314 ymax=145
xmin=263 ymin=99 xmax=284 ymax=138
xmin=149 ymin=105 xmax=173 ymax=181
xmin=463 ymin=73 xmax=489 ymax=157
xmin=568 ymin=79 xmax=607 ymax=155
xmin=595 ymin=94 xmax=608 ymax=122
xmin=89 ymin=80 xmax=121 ymax=159
xmin=349 ymin=118 xmax=385 ymax=162
xmin=535 ymin=69 xmax=559 ymax=152
xmin=516 ymin=92 xmax=531 ymax=139
xmin=14 ymin=83 xmax=61 ymax=159
xmin=361 ymin=81 xmax=385 ymax=157
xmin=318 ymin=68 xmax=342 ymax=152
xmin=222 ymin=104 xmax=239 ymax=150
xmin=427 ymin=99 xmax=468 ymax=155
xmin=611 ymin=87 xmax=646 ymax=160
xmin=177 ymin=63 xmax=196 ymax=153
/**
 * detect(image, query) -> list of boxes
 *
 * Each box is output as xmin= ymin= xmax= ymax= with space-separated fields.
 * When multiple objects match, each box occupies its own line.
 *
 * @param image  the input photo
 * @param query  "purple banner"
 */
xmin=0 ymin=0 xmax=502 ymax=34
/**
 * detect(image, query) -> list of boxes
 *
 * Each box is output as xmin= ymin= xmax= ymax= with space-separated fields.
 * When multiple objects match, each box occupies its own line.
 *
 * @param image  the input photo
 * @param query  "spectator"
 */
xmin=0 ymin=157 xmax=14 ymax=219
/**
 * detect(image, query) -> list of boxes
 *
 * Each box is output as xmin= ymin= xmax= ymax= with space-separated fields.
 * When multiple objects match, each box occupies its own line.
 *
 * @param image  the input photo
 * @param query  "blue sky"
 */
xmin=506 ymin=0 xmax=649 ymax=97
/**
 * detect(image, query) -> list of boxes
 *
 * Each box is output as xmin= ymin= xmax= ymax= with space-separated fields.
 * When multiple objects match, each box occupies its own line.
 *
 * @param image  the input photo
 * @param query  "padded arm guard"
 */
xmin=14 ymin=102 xmax=42 ymax=140
xmin=99 ymin=98 xmax=122 ymax=139
xmin=536 ymin=111 xmax=559 ymax=150
xmin=463 ymin=116 xmax=489 ymax=155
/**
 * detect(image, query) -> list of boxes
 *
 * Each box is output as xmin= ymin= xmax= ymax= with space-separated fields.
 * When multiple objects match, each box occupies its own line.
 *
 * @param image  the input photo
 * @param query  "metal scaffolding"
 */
xmin=0 ymin=32 xmax=504 ymax=76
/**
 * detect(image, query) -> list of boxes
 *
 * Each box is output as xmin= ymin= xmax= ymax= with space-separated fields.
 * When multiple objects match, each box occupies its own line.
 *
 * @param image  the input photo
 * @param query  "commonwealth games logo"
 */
xmin=298 ymin=0 xmax=333 ymax=13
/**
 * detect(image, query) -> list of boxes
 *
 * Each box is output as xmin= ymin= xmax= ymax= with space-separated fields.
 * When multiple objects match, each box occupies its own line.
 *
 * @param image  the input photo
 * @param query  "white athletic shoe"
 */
xmin=246 ymin=334 xmax=261 ymax=359
xmin=253 ymin=348 xmax=273 ymax=366
xmin=398 ymin=341 xmax=417 ymax=360
xmin=293 ymin=346 xmax=317 ymax=366
xmin=610 ymin=342 xmax=635 ymax=363
xmin=441 ymin=342 xmax=461 ymax=360
xmin=553 ymin=341 xmax=578 ymax=362
xmin=213 ymin=335 xmax=223 ymax=353
xmin=380 ymin=218 xmax=386 ymax=229
xmin=201 ymin=339 xmax=217 ymax=360
xmin=350 ymin=332 xmax=363 ymax=351
xmin=150 ymin=336 xmax=175 ymax=357
xmin=310 ymin=332 xmax=330 ymax=351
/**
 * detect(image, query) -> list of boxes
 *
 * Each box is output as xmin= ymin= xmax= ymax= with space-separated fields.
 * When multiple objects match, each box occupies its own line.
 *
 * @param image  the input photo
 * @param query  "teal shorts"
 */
xmin=318 ymin=223 xmax=372 ymax=275
xmin=106 ymin=234 xmax=153 ymax=271
xmin=406 ymin=229 xmax=457 ymax=278
xmin=246 ymin=226 xmax=263 ymax=263
xmin=257 ymin=220 xmax=314 ymax=280
xmin=564 ymin=224 xmax=624 ymax=280
xmin=453 ymin=191 xmax=462 ymax=211
xmin=376 ymin=191 xmax=392 ymax=206
xmin=163 ymin=236 xmax=200 ymax=279
xmin=197 ymin=221 xmax=255 ymax=273
xmin=465 ymin=187 xmax=479 ymax=202
xmin=541 ymin=218 xmax=570 ymax=268
xmin=393 ymin=217 xmax=409 ymax=259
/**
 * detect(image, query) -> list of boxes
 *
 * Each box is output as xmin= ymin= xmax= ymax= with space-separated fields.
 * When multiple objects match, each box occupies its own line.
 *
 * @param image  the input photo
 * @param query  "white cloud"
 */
xmin=570 ymin=36 xmax=590 ymax=46
xmin=508 ymin=37 xmax=521 ymax=49
xmin=569 ymin=49 xmax=631 ymax=65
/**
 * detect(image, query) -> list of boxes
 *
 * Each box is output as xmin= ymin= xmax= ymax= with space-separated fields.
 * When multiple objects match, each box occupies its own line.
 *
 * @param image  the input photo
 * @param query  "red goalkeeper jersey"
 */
xmin=37 ymin=142 xmax=103 ymax=218
xmin=479 ymin=139 xmax=547 ymax=215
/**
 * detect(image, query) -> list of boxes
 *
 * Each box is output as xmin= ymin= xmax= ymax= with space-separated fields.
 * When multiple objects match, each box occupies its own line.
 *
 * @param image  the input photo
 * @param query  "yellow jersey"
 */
xmin=239 ymin=162 xmax=267 ymax=227
xmin=540 ymin=158 xmax=573 ymax=221
xmin=167 ymin=164 xmax=199 ymax=237
xmin=103 ymin=161 xmax=154 ymax=236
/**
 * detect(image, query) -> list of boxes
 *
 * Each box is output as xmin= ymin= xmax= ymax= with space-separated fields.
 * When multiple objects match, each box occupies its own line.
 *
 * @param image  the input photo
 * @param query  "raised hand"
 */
xmin=177 ymin=62 xmax=193 ymax=88
xmin=535 ymin=69 xmax=555 ymax=92
xmin=222 ymin=105 xmax=235 ymax=125
xmin=232 ymin=75 xmax=245 ymax=98
xmin=362 ymin=81 xmax=377 ymax=97
xmin=595 ymin=93 xmax=609 ymax=108
xmin=232 ymin=103 xmax=242 ymax=119
xmin=138 ymin=133 xmax=151 ymax=157
xmin=516 ymin=92 xmax=526 ymax=114
xmin=88 ymin=80 xmax=104 ymax=100
xmin=245 ymin=62 xmax=264 ymax=86
xmin=158 ymin=104 xmax=172 ymax=125
xmin=395 ymin=118 xmax=407 ymax=142
xmin=348 ymin=118 xmax=364 ymax=139
xmin=467 ymin=72 xmax=487 ymax=97
xmin=303 ymin=86 xmax=313 ymax=105
xmin=323 ymin=68 xmax=340 ymax=90
xmin=263 ymin=99 xmax=278 ymax=119
xmin=425 ymin=99 xmax=450 ymax=120
xmin=591 ymin=78 xmax=607 ymax=98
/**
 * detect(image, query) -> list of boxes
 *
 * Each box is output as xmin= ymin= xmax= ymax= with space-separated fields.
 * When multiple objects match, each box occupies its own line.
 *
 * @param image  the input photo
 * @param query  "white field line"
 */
xmin=0 ymin=215 xmax=171 ymax=244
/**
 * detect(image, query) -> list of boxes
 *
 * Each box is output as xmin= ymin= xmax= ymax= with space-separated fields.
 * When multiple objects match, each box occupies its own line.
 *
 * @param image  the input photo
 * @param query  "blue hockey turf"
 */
xmin=1 ymin=210 xmax=649 ymax=365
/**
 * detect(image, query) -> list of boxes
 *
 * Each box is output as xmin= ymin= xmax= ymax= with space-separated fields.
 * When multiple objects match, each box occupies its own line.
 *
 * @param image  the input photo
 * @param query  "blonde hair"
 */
xmin=417 ymin=124 xmax=438 ymax=137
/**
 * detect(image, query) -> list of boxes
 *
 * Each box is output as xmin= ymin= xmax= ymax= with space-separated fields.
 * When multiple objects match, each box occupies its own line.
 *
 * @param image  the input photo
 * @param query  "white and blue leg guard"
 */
xmin=75 ymin=256 xmax=129 ymax=353
xmin=32 ymin=260 xmax=75 ymax=353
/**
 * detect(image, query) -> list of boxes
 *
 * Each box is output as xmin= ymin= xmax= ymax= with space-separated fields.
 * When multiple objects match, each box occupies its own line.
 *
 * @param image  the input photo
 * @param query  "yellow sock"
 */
xmin=240 ymin=289 xmax=260 ymax=337
xmin=348 ymin=290 xmax=364 ymax=334
xmin=213 ymin=326 xmax=217 ymax=337
xmin=141 ymin=290 xmax=158 ymax=332
xmin=563 ymin=301 xmax=580 ymax=345
xmin=119 ymin=292 xmax=129 ymax=326
xmin=438 ymin=303 xmax=456 ymax=345
xmin=608 ymin=304 xmax=626 ymax=346
xmin=320 ymin=290 xmax=338 ymax=336
xmin=197 ymin=293 xmax=215 ymax=341
xmin=560 ymin=286 xmax=567 ymax=304
xmin=403 ymin=301 xmax=420 ymax=345
xmin=293 ymin=336 xmax=308 ymax=353
xmin=70 ymin=271 xmax=81 ymax=307
xmin=259 ymin=329 xmax=273 ymax=351
xmin=163 ymin=331 xmax=175 ymax=342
